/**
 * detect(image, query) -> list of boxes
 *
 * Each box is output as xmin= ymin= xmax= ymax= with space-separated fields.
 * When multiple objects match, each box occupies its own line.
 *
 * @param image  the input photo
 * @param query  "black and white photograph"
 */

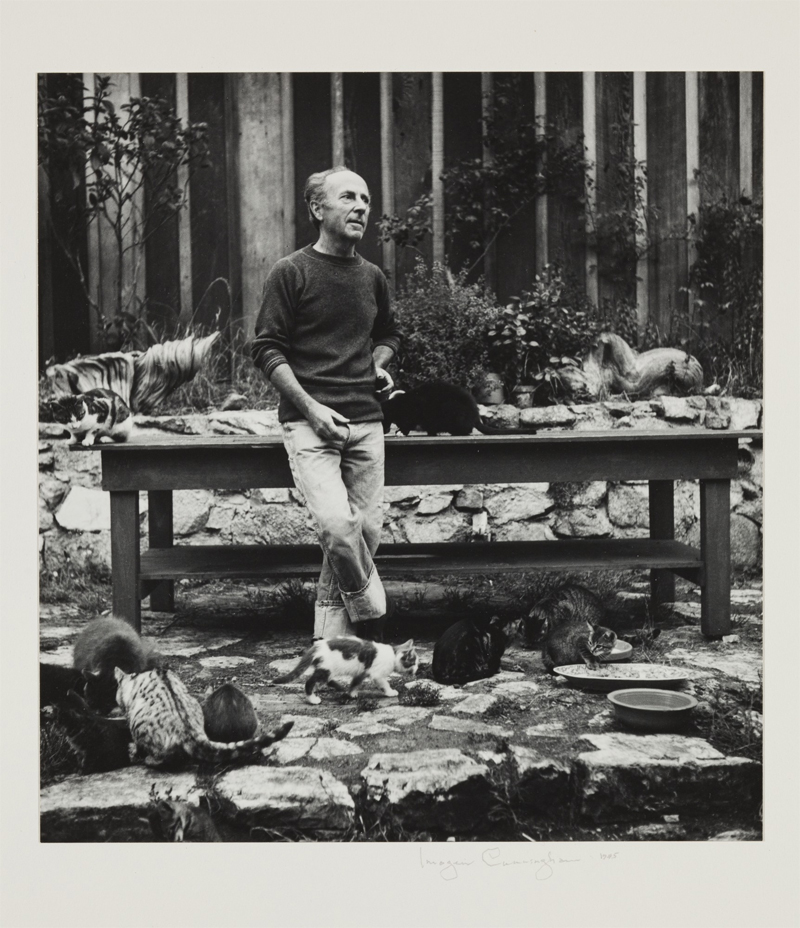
xmin=2 ymin=2 xmax=799 ymax=927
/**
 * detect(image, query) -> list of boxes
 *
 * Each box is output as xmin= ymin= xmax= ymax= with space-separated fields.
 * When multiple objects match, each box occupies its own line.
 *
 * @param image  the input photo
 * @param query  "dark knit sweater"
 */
xmin=251 ymin=245 xmax=402 ymax=423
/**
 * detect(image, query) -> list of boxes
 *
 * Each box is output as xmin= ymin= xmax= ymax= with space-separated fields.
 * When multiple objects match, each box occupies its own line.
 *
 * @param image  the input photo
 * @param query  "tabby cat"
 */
xmin=73 ymin=616 xmax=160 ymax=714
xmin=274 ymin=637 xmax=419 ymax=705
xmin=52 ymin=690 xmax=132 ymax=774
xmin=202 ymin=682 xmax=258 ymax=743
xmin=432 ymin=615 xmax=514 ymax=685
xmin=148 ymin=799 xmax=221 ymax=842
xmin=535 ymin=584 xmax=618 ymax=672
xmin=49 ymin=388 xmax=133 ymax=446
xmin=524 ymin=582 xmax=607 ymax=648
xmin=114 ymin=666 xmax=293 ymax=767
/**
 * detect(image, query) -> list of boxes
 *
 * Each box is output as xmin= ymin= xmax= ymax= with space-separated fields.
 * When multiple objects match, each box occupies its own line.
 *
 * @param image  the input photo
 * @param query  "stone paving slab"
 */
xmin=359 ymin=749 xmax=494 ymax=833
xmin=216 ymin=766 xmax=354 ymax=835
xmin=337 ymin=720 xmax=400 ymax=737
xmin=573 ymin=733 xmax=761 ymax=823
xmin=41 ymin=768 xmax=198 ymax=842
xmin=452 ymin=694 xmax=500 ymax=714
xmin=429 ymin=715 xmax=512 ymax=737
xmin=665 ymin=647 xmax=762 ymax=684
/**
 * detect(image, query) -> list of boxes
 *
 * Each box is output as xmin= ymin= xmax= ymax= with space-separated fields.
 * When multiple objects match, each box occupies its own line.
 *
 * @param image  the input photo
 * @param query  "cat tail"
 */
xmin=190 ymin=720 xmax=294 ymax=763
xmin=475 ymin=420 xmax=538 ymax=435
xmin=273 ymin=649 xmax=315 ymax=684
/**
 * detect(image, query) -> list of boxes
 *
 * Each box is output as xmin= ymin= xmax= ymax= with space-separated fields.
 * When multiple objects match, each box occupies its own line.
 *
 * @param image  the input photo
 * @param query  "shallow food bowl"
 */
xmin=600 ymin=640 xmax=633 ymax=663
xmin=607 ymin=688 xmax=698 ymax=732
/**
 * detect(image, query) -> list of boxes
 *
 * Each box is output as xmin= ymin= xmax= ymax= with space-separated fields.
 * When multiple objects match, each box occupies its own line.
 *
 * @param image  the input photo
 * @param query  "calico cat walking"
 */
xmin=73 ymin=616 xmax=160 ymax=714
xmin=50 ymin=388 xmax=133 ymax=445
xmin=275 ymin=637 xmax=418 ymax=705
xmin=202 ymin=682 xmax=258 ymax=743
xmin=382 ymin=381 xmax=537 ymax=436
xmin=114 ymin=666 xmax=293 ymax=767
xmin=432 ymin=615 xmax=514 ymax=685
xmin=534 ymin=583 xmax=617 ymax=672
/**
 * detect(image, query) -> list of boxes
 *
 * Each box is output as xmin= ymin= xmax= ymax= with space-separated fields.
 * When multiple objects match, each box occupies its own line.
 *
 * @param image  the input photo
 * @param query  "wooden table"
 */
xmin=81 ymin=429 xmax=759 ymax=637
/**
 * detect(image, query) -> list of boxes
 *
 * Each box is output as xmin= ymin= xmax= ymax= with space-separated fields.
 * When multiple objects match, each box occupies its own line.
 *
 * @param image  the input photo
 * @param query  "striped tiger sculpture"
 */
xmin=114 ymin=667 xmax=293 ymax=767
xmin=46 ymin=332 xmax=221 ymax=414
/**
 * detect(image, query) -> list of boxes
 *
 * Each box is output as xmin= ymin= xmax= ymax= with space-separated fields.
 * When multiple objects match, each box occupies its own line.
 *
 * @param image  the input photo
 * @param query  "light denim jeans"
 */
xmin=281 ymin=419 xmax=387 ymax=638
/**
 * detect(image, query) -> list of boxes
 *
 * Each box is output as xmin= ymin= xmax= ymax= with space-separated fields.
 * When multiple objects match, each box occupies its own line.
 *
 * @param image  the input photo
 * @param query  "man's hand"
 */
xmin=375 ymin=366 xmax=394 ymax=401
xmin=306 ymin=401 xmax=350 ymax=441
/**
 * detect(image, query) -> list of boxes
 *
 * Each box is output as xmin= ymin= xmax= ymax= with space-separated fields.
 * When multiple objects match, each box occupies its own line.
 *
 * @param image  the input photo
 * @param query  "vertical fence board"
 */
xmin=140 ymin=73 xmax=181 ymax=336
xmin=495 ymin=73 xmax=537 ymax=302
xmin=175 ymin=74 xmax=193 ymax=325
xmin=646 ymin=72 xmax=688 ymax=336
xmin=633 ymin=72 xmax=649 ymax=336
xmin=38 ymin=163 xmax=55 ymax=365
xmin=596 ymin=72 xmax=636 ymax=307
xmin=343 ymin=72 xmax=382 ymax=269
xmin=442 ymin=72 xmax=482 ymax=284
xmin=331 ymin=74 xmax=345 ymax=166
xmin=432 ymin=73 xmax=445 ymax=267
xmin=738 ymin=72 xmax=753 ymax=199
xmin=97 ymin=74 xmax=146 ymax=335
xmin=546 ymin=72 xmax=585 ymax=289
xmin=480 ymin=72 xmax=496 ymax=293
xmin=233 ymin=73 xmax=284 ymax=340
xmin=281 ymin=73 xmax=295 ymax=256
xmin=393 ymin=72 xmax=432 ymax=284
xmin=293 ymin=73 xmax=332 ymax=251
xmin=752 ymin=72 xmax=763 ymax=202
xmin=187 ymin=74 xmax=233 ymax=332
xmin=583 ymin=72 xmax=598 ymax=306
xmin=380 ymin=73 xmax=396 ymax=286
xmin=42 ymin=73 xmax=92 ymax=358
xmin=699 ymin=72 xmax=740 ymax=201
xmin=534 ymin=72 xmax=548 ymax=274
xmin=685 ymin=72 xmax=700 ymax=326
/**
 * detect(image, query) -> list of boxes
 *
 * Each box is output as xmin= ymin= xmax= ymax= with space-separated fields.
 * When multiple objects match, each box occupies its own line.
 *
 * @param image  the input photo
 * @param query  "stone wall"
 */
xmin=38 ymin=397 xmax=763 ymax=579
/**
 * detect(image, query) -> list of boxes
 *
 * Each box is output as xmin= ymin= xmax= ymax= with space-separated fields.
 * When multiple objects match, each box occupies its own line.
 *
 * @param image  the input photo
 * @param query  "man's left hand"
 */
xmin=375 ymin=367 xmax=394 ymax=401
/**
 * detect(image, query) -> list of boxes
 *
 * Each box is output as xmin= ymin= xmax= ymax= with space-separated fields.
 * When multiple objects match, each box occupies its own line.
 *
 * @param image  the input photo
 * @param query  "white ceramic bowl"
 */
xmin=600 ymin=640 xmax=633 ymax=663
xmin=607 ymin=688 xmax=698 ymax=731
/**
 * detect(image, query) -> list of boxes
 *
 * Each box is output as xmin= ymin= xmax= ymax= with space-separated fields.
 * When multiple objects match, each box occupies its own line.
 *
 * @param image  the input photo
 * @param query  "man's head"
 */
xmin=304 ymin=167 xmax=371 ymax=254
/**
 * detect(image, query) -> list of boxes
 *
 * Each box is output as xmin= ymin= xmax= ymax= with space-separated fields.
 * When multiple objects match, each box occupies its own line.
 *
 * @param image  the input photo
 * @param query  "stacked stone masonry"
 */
xmin=38 ymin=397 xmax=763 ymax=574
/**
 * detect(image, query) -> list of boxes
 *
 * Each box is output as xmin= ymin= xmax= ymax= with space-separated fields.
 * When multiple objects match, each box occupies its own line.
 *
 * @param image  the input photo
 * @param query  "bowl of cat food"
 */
xmin=553 ymin=662 xmax=691 ymax=693
xmin=607 ymin=688 xmax=698 ymax=731
xmin=599 ymin=640 xmax=633 ymax=663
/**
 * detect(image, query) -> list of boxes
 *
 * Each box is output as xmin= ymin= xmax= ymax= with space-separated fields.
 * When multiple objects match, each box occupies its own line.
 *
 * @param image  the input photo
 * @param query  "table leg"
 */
xmin=700 ymin=478 xmax=731 ymax=638
xmin=649 ymin=479 xmax=676 ymax=606
xmin=110 ymin=490 xmax=141 ymax=633
xmin=148 ymin=490 xmax=174 ymax=613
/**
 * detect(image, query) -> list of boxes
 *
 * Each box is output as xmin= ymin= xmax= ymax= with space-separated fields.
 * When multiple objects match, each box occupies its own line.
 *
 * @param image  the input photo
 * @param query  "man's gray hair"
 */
xmin=303 ymin=165 xmax=350 ymax=230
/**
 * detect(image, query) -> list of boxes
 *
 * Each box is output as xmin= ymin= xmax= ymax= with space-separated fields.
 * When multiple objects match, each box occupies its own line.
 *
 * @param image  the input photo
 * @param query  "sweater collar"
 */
xmin=303 ymin=244 xmax=362 ymax=267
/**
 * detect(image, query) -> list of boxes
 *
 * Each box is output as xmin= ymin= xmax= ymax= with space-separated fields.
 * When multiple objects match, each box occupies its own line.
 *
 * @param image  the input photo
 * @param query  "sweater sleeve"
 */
xmin=251 ymin=258 xmax=301 ymax=379
xmin=370 ymin=269 xmax=402 ymax=357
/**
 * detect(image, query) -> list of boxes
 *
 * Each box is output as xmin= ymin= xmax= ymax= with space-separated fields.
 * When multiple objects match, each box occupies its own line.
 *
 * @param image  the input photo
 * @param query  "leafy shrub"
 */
xmin=487 ymin=264 xmax=596 ymax=397
xmin=397 ymin=681 xmax=441 ymax=708
xmin=687 ymin=193 xmax=762 ymax=396
xmin=391 ymin=258 xmax=503 ymax=391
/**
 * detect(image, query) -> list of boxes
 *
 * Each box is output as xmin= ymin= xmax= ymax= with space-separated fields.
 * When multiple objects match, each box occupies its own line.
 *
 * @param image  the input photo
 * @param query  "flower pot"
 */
xmin=474 ymin=372 xmax=505 ymax=405
xmin=512 ymin=385 xmax=536 ymax=409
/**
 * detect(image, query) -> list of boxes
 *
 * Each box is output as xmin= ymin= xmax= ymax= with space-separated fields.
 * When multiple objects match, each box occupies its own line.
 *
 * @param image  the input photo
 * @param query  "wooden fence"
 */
xmin=38 ymin=72 xmax=762 ymax=365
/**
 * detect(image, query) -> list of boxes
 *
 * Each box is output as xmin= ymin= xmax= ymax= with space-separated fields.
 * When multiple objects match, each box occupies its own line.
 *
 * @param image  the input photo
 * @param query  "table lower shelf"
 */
xmin=139 ymin=539 xmax=703 ymax=587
